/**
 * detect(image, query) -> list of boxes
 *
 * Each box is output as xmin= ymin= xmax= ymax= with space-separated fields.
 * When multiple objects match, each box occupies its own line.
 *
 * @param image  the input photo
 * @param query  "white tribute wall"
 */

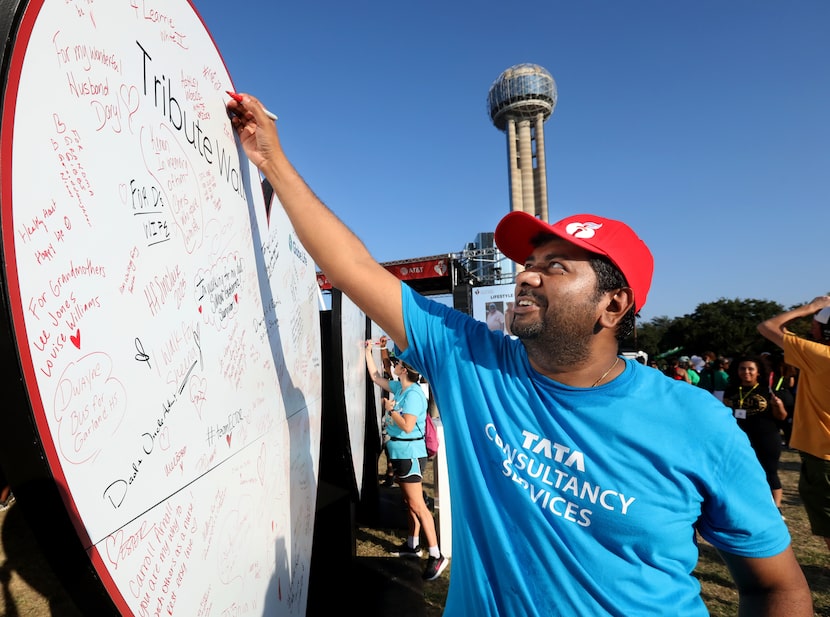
xmin=0 ymin=1 xmax=321 ymax=615
xmin=368 ymin=322 xmax=388 ymax=451
xmin=338 ymin=293 xmax=368 ymax=496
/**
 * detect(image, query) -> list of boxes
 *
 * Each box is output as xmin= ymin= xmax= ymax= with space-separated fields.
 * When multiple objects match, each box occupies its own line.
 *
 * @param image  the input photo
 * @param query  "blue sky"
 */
xmin=194 ymin=1 xmax=829 ymax=322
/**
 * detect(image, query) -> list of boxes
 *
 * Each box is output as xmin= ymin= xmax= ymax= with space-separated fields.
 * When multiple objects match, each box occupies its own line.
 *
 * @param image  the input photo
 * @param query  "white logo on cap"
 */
xmin=564 ymin=221 xmax=603 ymax=239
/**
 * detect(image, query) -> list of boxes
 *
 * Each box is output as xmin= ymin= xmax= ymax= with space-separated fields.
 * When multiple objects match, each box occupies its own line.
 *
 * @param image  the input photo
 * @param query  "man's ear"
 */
xmin=597 ymin=287 xmax=635 ymax=329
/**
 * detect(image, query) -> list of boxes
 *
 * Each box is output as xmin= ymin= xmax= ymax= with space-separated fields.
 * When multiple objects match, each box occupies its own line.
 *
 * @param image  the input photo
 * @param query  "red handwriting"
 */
xmin=163 ymin=446 xmax=186 ymax=477
xmin=130 ymin=1 xmax=189 ymax=50
xmin=120 ymin=246 xmax=140 ymax=295
xmin=55 ymin=353 xmax=127 ymax=463
xmin=51 ymin=125 xmax=94 ymax=225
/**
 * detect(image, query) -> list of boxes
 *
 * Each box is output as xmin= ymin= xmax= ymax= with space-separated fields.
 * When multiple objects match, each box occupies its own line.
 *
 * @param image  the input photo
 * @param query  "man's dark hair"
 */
xmin=589 ymin=255 xmax=636 ymax=341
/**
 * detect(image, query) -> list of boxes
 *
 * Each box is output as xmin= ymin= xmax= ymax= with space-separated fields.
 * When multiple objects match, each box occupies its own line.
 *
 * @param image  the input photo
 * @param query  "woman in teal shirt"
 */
xmin=365 ymin=342 xmax=447 ymax=581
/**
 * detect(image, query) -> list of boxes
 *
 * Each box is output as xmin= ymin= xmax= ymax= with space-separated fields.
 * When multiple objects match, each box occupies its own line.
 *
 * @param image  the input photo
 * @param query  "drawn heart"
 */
xmin=104 ymin=531 xmax=123 ymax=568
xmin=198 ymin=305 xmax=202 ymax=313
xmin=119 ymin=84 xmax=140 ymax=116
xmin=70 ymin=329 xmax=81 ymax=349
xmin=189 ymin=376 xmax=207 ymax=419
xmin=226 ymin=433 xmax=232 ymax=447
xmin=158 ymin=426 xmax=170 ymax=450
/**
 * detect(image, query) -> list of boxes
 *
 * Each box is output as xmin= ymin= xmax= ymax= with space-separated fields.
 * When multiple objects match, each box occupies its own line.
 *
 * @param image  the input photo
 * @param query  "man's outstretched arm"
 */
xmin=719 ymin=547 xmax=812 ymax=616
xmin=758 ymin=295 xmax=830 ymax=349
xmin=228 ymin=93 xmax=408 ymax=349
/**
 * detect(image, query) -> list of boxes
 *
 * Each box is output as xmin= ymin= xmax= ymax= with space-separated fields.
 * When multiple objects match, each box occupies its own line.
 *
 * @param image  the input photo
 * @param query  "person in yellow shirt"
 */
xmin=759 ymin=296 xmax=830 ymax=550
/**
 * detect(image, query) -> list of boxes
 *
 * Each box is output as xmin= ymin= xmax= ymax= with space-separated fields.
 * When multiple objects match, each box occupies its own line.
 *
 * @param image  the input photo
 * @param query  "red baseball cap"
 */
xmin=494 ymin=212 xmax=654 ymax=312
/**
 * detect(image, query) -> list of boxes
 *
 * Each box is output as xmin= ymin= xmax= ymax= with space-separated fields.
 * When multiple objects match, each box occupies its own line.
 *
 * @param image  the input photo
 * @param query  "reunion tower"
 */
xmin=487 ymin=64 xmax=557 ymax=222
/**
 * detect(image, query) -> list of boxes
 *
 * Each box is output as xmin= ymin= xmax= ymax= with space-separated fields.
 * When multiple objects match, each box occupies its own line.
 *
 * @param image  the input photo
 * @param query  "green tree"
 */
xmin=659 ymin=298 xmax=785 ymax=358
xmin=626 ymin=296 xmax=821 ymax=361
xmin=626 ymin=316 xmax=672 ymax=359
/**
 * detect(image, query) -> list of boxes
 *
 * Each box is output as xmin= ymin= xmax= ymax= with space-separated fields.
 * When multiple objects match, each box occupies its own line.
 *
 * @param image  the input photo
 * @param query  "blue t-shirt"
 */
xmin=386 ymin=380 xmax=428 ymax=459
xmin=397 ymin=284 xmax=790 ymax=617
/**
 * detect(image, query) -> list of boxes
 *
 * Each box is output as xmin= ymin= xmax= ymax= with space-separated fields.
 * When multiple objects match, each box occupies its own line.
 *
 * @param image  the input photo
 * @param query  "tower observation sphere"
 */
xmin=487 ymin=64 xmax=557 ymax=222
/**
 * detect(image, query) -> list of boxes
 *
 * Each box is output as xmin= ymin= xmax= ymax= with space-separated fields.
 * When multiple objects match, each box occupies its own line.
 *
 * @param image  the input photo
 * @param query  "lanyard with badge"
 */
xmin=733 ymin=384 xmax=758 ymax=419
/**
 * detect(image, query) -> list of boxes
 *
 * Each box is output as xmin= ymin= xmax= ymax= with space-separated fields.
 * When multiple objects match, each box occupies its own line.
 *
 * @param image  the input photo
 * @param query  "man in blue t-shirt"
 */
xmin=228 ymin=93 xmax=812 ymax=616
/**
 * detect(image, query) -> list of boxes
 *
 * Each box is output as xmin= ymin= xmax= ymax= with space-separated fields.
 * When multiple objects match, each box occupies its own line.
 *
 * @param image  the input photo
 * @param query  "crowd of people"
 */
xmin=356 ymin=284 xmax=830 ymax=611
xmin=650 ymin=346 xmax=803 ymax=518
xmin=640 ymin=304 xmax=830 ymax=603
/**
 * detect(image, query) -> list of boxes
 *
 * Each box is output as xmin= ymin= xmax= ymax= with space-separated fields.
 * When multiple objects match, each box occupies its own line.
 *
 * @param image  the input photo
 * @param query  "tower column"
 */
xmin=534 ymin=113 xmax=549 ymax=222
xmin=506 ymin=119 xmax=522 ymax=213
xmin=517 ymin=119 xmax=535 ymax=216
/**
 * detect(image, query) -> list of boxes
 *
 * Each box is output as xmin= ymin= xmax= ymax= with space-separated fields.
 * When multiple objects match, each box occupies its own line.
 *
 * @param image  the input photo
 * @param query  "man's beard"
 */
xmin=512 ymin=299 xmax=598 ymax=366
